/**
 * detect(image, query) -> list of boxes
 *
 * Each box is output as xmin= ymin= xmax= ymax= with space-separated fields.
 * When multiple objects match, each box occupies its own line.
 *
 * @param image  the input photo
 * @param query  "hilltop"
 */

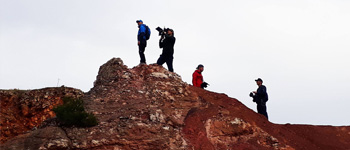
xmin=1 ymin=58 xmax=350 ymax=150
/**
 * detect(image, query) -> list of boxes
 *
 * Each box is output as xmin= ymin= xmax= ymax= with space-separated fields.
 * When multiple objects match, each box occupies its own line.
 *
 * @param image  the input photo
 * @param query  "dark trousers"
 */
xmin=157 ymin=55 xmax=173 ymax=72
xmin=138 ymin=42 xmax=146 ymax=63
xmin=257 ymin=101 xmax=268 ymax=119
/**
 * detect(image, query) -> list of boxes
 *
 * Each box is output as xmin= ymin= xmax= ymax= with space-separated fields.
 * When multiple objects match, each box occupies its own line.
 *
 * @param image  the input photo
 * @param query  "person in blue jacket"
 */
xmin=136 ymin=20 xmax=148 ymax=64
xmin=250 ymin=78 xmax=269 ymax=119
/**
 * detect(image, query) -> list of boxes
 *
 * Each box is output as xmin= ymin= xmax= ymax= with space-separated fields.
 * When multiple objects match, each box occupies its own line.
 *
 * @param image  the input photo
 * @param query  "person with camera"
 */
xmin=192 ymin=64 xmax=209 ymax=89
xmin=136 ymin=20 xmax=150 ymax=64
xmin=156 ymin=28 xmax=175 ymax=72
xmin=249 ymin=78 xmax=269 ymax=119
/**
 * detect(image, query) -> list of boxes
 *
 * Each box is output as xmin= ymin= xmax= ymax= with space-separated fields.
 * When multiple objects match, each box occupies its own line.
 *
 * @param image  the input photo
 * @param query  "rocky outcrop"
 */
xmin=1 ymin=58 xmax=350 ymax=150
xmin=0 ymin=87 xmax=84 ymax=144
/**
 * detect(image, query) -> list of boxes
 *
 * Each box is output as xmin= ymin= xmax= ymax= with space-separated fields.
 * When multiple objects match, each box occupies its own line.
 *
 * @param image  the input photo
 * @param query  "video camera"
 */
xmin=201 ymin=82 xmax=209 ymax=89
xmin=249 ymin=92 xmax=257 ymax=102
xmin=156 ymin=27 xmax=170 ymax=36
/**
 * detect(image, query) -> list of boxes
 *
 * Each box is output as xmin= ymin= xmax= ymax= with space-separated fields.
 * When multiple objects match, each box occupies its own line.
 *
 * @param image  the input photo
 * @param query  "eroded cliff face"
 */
xmin=0 ymin=87 xmax=84 ymax=143
xmin=1 ymin=58 xmax=350 ymax=150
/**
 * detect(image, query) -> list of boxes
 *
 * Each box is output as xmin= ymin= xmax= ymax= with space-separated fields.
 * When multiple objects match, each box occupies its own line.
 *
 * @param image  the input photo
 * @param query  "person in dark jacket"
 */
xmin=136 ymin=20 xmax=147 ymax=64
xmin=156 ymin=28 xmax=175 ymax=72
xmin=192 ymin=64 xmax=204 ymax=88
xmin=250 ymin=78 xmax=269 ymax=119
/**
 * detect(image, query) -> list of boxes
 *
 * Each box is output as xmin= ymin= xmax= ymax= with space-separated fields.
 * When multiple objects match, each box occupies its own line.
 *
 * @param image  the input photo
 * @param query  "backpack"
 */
xmin=144 ymin=25 xmax=151 ymax=40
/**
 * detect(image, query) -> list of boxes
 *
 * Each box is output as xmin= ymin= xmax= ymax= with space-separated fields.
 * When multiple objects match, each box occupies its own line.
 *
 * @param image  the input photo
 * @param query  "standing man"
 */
xmin=156 ymin=28 xmax=175 ymax=72
xmin=192 ymin=64 xmax=204 ymax=88
xmin=250 ymin=78 xmax=269 ymax=119
xmin=192 ymin=64 xmax=209 ymax=88
xmin=136 ymin=20 xmax=150 ymax=64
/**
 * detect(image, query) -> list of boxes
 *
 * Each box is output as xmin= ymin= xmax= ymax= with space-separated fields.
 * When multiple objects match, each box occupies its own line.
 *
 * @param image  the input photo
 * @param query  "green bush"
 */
xmin=53 ymin=97 xmax=98 ymax=127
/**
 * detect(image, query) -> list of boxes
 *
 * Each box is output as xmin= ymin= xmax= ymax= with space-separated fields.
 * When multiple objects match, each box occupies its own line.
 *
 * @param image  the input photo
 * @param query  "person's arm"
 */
xmin=159 ymin=37 xmax=164 ymax=48
xmin=256 ymin=86 xmax=267 ymax=99
xmin=192 ymin=72 xmax=197 ymax=86
xmin=138 ymin=25 xmax=146 ymax=42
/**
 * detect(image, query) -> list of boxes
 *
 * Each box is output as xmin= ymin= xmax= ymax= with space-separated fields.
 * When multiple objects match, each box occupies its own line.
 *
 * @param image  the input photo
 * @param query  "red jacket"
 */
xmin=192 ymin=69 xmax=203 ymax=87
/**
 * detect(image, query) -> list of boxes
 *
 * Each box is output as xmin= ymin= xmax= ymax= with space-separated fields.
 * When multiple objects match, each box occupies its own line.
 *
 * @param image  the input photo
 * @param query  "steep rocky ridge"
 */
xmin=1 ymin=57 xmax=349 ymax=150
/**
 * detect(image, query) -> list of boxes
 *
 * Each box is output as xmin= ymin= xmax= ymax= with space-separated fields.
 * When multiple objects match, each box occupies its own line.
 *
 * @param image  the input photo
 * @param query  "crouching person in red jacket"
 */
xmin=192 ymin=64 xmax=208 ymax=88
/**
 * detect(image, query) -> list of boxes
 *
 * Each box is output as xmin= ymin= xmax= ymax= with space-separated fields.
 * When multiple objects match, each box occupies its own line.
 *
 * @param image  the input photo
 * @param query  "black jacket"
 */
xmin=159 ymin=34 xmax=175 ymax=57
xmin=254 ymin=85 xmax=268 ymax=103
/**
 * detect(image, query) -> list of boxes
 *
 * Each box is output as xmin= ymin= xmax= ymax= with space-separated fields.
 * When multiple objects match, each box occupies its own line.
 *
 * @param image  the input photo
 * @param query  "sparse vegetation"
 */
xmin=53 ymin=97 xmax=98 ymax=127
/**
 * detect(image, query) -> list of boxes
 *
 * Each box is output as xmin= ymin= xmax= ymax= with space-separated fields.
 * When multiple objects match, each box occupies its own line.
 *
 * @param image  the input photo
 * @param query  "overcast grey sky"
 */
xmin=1 ymin=0 xmax=349 ymax=126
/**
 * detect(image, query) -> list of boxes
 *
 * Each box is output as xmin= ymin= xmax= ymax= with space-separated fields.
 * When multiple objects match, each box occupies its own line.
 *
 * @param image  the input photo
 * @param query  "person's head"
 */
xmin=255 ymin=78 xmax=263 ymax=86
xmin=196 ymin=64 xmax=204 ymax=72
xmin=167 ymin=29 xmax=174 ymax=36
xmin=136 ymin=20 xmax=143 ymax=26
